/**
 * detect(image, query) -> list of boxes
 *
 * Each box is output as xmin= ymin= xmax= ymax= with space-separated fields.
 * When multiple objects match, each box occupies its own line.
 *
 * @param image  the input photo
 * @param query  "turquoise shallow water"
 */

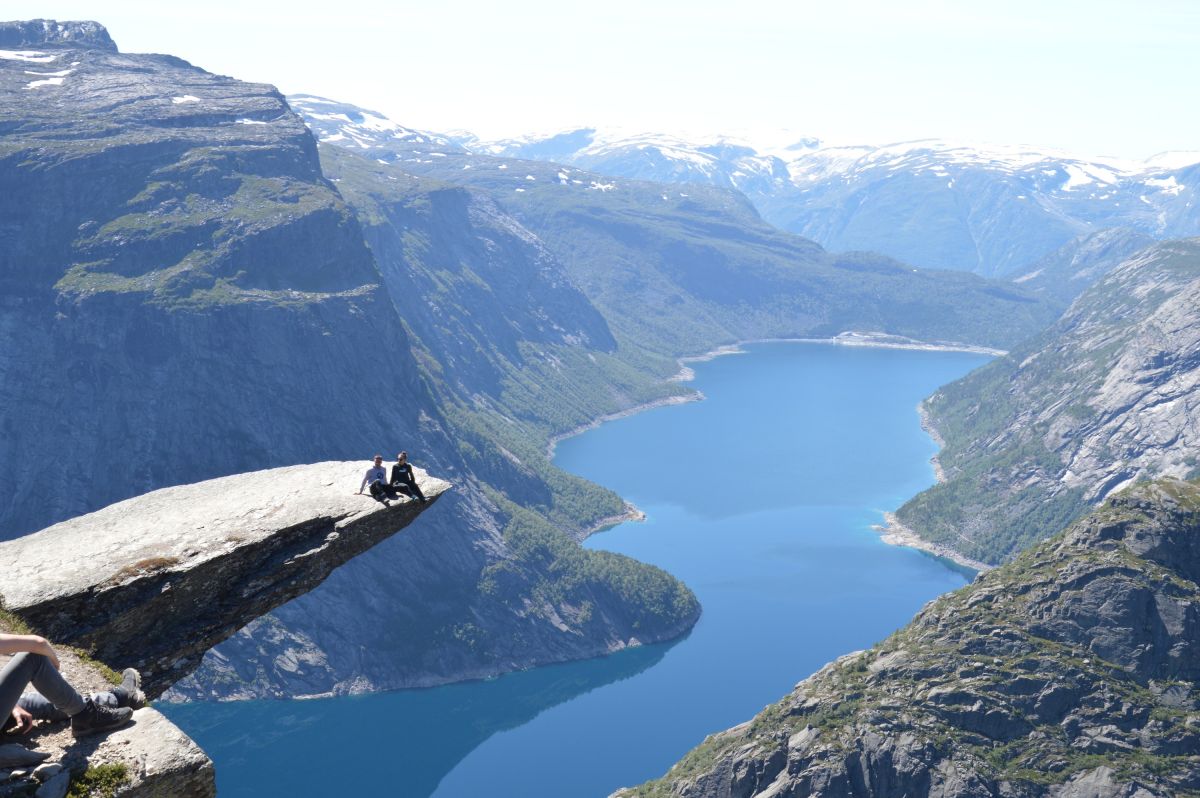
xmin=163 ymin=342 xmax=989 ymax=797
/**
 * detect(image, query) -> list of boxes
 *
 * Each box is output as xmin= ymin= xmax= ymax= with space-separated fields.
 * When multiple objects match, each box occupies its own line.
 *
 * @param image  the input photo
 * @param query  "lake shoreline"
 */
xmin=546 ymin=393 xmax=703 ymax=461
xmin=583 ymin=502 xmax=648 ymax=537
xmin=552 ymin=331 xmax=999 ymax=550
xmin=917 ymin=402 xmax=947 ymax=483
xmin=549 ymin=330 xmax=1002 ymax=461
xmin=873 ymin=512 xmax=993 ymax=573
xmin=697 ymin=332 xmax=1007 ymax=359
xmin=178 ymin=339 xmax=989 ymax=798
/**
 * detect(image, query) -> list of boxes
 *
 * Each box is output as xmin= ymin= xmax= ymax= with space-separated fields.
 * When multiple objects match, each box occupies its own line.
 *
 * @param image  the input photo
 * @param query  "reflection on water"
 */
xmin=163 ymin=641 xmax=676 ymax=796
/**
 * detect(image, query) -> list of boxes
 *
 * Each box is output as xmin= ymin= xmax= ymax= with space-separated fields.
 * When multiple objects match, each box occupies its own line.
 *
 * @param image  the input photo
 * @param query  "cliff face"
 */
xmin=625 ymin=479 xmax=1200 ymax=798
xmin=1 ymin=21 xmax=700 ymax=703
xmin=319 ymin=144 xmax=616 ymax=397
xmin=0 ymin=460 xmax=445 ymax=798
xmin=1011 ymin=227 xmax=1156 ymax=308
xmin=0 ymin=461 xmax=449 ymax=697
xmin=898 ymin=238 xmax=1200 ymax=564
xmin=0 ymin=19 xmax=430 ymax=538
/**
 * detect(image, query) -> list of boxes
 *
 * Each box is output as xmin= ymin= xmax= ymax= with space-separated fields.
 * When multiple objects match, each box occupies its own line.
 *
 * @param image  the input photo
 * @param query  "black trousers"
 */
xmin=367 ymin=480 xmax=394 ymax=501
xmin=391 ymin=479 xmax=426 ymax=502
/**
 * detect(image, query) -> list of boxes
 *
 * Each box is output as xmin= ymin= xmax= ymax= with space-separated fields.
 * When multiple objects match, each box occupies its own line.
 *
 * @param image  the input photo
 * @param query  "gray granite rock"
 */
xmin=0 ymin=461 xmax=449 ymax=697
xmin=30 ymin=763 xmax=61 ymax=782
xmin=33 ymin=770 xmax=68 ymax=798
xmin=622 ymin=480 xmax=1200 ymax=797
xmin=900 ymin=239 xmax=1200 ymax=564
xmin=0 ymin=19 xmax=115 ymax=50
xmin=86 ymin=709 xmax=216 ymax=798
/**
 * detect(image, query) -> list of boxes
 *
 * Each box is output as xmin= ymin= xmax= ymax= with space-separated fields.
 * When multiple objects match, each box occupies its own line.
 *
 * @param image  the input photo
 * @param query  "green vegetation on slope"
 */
xmin=481 ymin=492 xmax=698 ymax=635
xmin=897 ymin=239 xmax=1200 ymax=564
xmin=392 ymin=150 xmax=1060 ymax=356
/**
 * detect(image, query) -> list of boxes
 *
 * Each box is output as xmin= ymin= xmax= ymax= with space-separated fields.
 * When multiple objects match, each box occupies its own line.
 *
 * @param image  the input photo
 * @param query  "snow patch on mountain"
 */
xmin=0 ymin=49 xmax=58 ymax=62
xmin=1145 ymin=176 xmax=1185 ymax=196
xmin=287 ymin=94 xmax=457 ymax=153
xmin=286 ymin=94 xmax=1200 ymax=278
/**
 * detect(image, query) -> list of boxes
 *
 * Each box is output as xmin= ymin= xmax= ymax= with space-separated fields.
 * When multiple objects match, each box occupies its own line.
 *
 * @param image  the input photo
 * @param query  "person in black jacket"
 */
xmin=390 ymin=451 xmax=426 ymax=503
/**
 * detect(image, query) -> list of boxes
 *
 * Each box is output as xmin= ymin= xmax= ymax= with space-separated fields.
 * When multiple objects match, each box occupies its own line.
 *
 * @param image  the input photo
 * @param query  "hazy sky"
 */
xmin=7 ymin=0 xmax=1199 ymax=158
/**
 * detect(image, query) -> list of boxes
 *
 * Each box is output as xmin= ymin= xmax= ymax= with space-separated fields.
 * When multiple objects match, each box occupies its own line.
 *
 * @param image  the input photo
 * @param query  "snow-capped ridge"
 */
xmin=286 ymin=94 xmax=457 ymax=152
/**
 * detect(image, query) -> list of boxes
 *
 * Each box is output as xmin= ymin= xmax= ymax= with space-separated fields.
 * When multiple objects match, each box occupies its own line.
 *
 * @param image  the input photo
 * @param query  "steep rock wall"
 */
xmin=625 ymin=479 xmax=1200 ymax=798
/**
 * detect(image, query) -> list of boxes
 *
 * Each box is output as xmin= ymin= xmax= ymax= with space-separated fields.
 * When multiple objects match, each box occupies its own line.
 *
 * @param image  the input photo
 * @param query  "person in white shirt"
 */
xmin=357 ymin=455 xmax=392 ymax=505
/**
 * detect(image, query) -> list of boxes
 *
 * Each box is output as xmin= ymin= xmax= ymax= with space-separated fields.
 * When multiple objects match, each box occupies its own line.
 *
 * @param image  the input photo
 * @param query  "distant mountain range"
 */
xmin=288 ymin=95 xmax=1056 ymax=355
xmin=443 ymin=126 xmax=1200 ymax=278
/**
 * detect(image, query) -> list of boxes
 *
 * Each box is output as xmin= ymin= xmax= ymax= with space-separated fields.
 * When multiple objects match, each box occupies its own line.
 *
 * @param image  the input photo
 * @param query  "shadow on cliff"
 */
xmin=162 ymin=639 xmax=679 ymax=796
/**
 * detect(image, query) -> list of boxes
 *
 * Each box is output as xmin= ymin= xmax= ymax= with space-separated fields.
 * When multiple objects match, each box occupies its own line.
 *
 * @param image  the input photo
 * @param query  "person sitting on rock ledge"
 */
xmin=390 ymin=451 xmax=426 ymax=503
xmin=1 ymin=632 xmax=141 ymax=737
xmin=358 ymin=454 xmax=394 ymax=505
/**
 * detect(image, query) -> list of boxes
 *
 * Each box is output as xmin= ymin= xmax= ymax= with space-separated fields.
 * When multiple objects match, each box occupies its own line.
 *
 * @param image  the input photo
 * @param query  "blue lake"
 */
xmin=163 ymin=342 xmax=988 ymax=797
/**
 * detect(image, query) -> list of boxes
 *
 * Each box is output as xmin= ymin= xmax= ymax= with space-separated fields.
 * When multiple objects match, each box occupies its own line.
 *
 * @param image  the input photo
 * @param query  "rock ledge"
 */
xmin=0 ymin=461 xmax=450 ymax=697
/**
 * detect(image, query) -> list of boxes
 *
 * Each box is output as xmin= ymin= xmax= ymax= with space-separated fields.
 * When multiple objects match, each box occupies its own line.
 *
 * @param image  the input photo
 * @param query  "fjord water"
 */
xmin=163 ymin=342 xmax=987 ymax=797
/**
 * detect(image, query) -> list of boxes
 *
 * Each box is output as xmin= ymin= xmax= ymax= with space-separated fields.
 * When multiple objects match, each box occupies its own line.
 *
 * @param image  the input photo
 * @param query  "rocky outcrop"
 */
xmin=899 ymin=238 xmax=1200 ymax=563
xmin=0 ymin=461 xmax=449 ymax=698
xmin=623 ymin=479 xmax=1200 ymax=797
xmin=0 ymin=460 xmax=445 ymax=796
xmin=169 ymin=487 xmax=700 ymax=700
xmin=0 ymin=19 xmax=700 ymax=705
xmin=0 ymin=641 xmax=215 ymax=798
xmin=0 ymin=19 xmax=414 ymax=539
xmin=0 ymin=19 xmax=115 ymax=50
xmin=1012 ymin=227 xmax=1155 ymax=307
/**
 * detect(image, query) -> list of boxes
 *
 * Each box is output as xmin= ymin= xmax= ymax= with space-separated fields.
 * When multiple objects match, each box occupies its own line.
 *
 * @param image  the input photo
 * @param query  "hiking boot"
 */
xmin=71 ymin=698 xmax=133 ymax=736
xmin=113 ymin=668 xmax=146 ymax=709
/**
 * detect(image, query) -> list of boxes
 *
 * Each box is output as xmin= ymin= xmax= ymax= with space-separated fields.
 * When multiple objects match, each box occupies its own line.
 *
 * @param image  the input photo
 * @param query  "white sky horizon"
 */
xmin=6 ymin=0 xmax=1199 ymax=160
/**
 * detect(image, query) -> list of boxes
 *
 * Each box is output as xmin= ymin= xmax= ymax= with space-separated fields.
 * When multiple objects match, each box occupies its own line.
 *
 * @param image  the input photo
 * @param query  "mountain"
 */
xmin=287 ymin=94 xmax=459 ymax=153
xmin=1012 ymin=227 xmax=1156 ymax=307
xmin=0 ymin=20 xmax=697 ymax=699
xmin=623 ymin=478 xmax=1200 ymax=798
xmin=291 ymin=97 xmax=1059 ymax=356
xmin=773 ymin=141 xmax=1200 ymax=277
xmin=463 ymin=129 xmax=1200 ymax=278
xmin=896 ymin=238 xmax=1200 ymax=565
xmin=1 ymin=21 xmax=408 ymax=533
xmin=171 ymin=92 xmax=1066 ymax=698
xmin=469 ymin=127 xmax=803 ymax=200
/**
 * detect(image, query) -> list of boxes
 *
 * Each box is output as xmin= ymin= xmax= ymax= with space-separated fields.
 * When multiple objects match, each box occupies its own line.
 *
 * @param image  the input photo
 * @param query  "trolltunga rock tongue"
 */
xmin=0 ymin=461 xmax=450 ymax=698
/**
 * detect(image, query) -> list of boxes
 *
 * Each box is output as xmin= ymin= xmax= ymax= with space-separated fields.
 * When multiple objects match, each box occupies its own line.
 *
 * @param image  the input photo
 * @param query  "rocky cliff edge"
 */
xmin=0 ymin=461 xmax=448 ymax=796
